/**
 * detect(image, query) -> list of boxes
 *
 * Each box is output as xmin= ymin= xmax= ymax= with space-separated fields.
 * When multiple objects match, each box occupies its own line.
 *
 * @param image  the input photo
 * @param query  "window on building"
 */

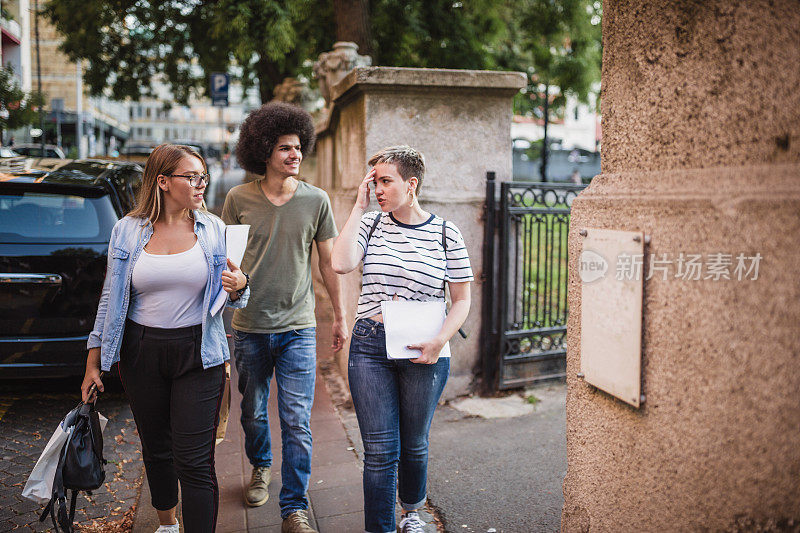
xmin=574 ymin=107 xmax=580 ymax=120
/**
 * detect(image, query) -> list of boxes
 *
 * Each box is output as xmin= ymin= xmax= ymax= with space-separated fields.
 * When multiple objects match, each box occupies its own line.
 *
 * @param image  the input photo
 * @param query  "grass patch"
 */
xmin=508 ymin=208 xmax=571 ymax=330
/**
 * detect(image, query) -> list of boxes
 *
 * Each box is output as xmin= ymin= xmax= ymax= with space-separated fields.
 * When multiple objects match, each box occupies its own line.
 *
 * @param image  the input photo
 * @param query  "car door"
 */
xmin=0 ymin=183 xmax=119 ymax=373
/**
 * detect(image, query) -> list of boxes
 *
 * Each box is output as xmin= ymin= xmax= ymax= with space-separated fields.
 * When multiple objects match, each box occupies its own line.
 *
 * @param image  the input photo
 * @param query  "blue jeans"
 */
xmin=348 ymin=318 xmax=449 ymax=533
xmin=233 ymin=328 xmax=316 ymax=518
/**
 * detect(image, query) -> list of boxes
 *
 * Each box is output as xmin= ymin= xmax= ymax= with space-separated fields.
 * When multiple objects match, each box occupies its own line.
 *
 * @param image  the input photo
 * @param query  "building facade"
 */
xmin=126 ymin=82 xmax=259 ymax=155
xmin=2 ymin=3 xmax=129 ymax=155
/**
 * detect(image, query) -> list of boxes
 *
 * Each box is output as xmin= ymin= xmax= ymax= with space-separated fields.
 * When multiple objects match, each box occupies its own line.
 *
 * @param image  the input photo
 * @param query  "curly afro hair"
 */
xmin=235 ymin=102 xmax=316 ymax=175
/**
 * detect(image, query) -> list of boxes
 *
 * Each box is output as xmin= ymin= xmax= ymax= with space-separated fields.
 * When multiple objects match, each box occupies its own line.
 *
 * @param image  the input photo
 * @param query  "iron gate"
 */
xmin=481 ymin=173 xmax=586 ymax=390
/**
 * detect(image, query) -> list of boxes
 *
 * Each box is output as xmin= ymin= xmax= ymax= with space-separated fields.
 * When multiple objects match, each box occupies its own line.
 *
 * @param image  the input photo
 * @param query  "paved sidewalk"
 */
xmin=0 ymin=384 xmax=142 ymax=532
xmin=426 ymin=382 xmax=567 ymax=533
xmin=133 ymin=361 xmax=365 ymax=532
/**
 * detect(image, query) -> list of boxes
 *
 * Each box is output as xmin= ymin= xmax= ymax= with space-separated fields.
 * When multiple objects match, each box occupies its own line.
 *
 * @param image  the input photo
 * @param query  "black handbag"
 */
xmin=40 ymin=395 xmax=107 ymax=532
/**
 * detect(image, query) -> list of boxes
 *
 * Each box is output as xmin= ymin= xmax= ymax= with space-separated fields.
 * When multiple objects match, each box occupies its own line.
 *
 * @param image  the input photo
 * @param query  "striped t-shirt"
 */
xmin=356 ymin=211 xmax=474 ymax=320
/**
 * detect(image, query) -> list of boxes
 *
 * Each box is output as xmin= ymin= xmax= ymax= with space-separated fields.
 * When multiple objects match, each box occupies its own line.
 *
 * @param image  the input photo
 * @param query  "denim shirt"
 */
xmin=87 ymin=210 xmax=249 ymax=371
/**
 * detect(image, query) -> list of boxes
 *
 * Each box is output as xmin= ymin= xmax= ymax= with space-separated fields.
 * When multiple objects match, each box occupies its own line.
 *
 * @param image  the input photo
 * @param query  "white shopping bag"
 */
xmin=22 ymin=410 xmax=107 ymax=504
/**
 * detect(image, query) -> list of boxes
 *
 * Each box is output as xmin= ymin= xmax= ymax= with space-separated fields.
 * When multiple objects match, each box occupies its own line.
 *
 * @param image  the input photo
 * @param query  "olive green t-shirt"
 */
xmin=221 ymin=179 xmax=338 ymax=333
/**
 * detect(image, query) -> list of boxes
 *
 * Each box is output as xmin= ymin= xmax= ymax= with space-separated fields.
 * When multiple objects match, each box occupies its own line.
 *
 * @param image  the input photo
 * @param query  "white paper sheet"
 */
xmin=380 ymin=300 xmax=451 ymax=359
xmin=210 ymin=224 xmax=250 ymax=316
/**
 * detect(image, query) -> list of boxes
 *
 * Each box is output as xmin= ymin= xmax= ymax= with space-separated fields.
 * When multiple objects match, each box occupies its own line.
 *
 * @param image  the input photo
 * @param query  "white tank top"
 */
xmin=128 ymin=239 xmax=208 ymax=328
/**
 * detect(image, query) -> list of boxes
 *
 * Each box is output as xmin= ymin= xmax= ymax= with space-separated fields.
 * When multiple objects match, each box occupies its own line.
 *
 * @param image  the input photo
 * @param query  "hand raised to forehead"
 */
xmin=355 ymin=168 xmax=376 ymax=210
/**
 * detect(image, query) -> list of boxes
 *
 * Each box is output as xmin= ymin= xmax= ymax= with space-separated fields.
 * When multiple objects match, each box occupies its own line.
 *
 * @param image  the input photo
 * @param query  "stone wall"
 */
xmin=562 ymin=1 xmax=800 ymax=531
xmin=310 ymin=67 xmax=525 ymax=398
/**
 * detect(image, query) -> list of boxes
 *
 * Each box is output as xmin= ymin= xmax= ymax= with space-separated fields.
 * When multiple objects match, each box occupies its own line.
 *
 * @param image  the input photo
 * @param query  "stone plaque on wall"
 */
xmin=579 ymin=228 xmax=644 ymax=407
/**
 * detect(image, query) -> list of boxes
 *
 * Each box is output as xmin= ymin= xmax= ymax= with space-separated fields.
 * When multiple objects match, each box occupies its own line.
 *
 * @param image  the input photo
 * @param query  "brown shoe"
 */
xmin=245 ymin=466 xmax=271 ymax=507
xmin=281 ymin=510 xmax=316 ymax=533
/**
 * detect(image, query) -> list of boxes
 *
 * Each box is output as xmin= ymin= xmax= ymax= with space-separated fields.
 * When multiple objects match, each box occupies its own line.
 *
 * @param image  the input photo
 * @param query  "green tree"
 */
xmin=44 ymin=0 xmax=335 ymax=105
xmin=0 ymin=67 xmax=45 ymax=143
xmin=209 ymin=0 xmax=335 ymax=103
xmin=43 ymin=0 xmax=598 ymax=129
xmin=369 ymin=0 xmax=505 ymax=70
xmin=498 ymin=0 xmax=602 ymax=180
xmin=43 ymin=0 xmax=509 ymax=105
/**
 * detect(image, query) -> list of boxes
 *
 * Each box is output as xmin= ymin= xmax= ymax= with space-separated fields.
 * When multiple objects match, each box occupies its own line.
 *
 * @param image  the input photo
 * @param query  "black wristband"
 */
xmin=236 ymin=273 xmax=249 ymax=296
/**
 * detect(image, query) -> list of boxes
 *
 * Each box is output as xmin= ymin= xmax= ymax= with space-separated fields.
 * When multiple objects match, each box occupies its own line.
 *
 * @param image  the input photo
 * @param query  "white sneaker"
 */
xmin=155 ymin=522 xmax=179 ymax=533
xmin=399 ymin=511 xmax=425 ymax=533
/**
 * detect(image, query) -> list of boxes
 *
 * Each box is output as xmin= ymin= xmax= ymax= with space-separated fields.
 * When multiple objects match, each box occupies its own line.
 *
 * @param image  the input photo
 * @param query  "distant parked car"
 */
xmin=0 ymin=146 xmax=21 ymax=158
xmin=11 ymin=143 xmax=67 ymax=159
xmin=0 ymin=146 xmax=26 ymax=172
xmin=171 ymin=140 xmax=220 ymax=161
xmin=109 ymin=142 xmax=157 ymax=165
xmin=0 ymin=159 xmax=143 ymax=378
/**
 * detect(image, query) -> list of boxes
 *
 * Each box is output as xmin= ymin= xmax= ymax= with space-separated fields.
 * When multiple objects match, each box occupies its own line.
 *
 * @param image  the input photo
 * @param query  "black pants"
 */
xmin=119 ymin=319 xmax=225 ymax=533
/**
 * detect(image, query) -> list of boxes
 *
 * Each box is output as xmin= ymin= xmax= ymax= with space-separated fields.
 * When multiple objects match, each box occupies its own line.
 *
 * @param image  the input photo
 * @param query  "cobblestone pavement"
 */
xmin=0 ymin=378 xmax=143 ymax=532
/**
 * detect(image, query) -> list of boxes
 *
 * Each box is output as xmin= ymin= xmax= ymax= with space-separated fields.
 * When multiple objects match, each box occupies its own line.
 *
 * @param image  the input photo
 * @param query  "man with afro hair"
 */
xmin=222 ymin=102 xmax=346 ymax=533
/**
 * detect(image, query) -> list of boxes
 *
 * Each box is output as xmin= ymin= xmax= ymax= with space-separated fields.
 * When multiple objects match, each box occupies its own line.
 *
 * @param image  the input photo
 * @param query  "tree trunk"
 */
xmin=333 ymin=0 xmax=372 ymax=55
xmin=255 ymin=57 xmax=287 ymax=104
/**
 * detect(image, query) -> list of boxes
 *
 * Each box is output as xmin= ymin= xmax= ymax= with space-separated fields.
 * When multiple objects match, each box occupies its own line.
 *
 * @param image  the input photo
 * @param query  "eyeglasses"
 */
xmin=167 ymin=173 xmax=210 ymax=187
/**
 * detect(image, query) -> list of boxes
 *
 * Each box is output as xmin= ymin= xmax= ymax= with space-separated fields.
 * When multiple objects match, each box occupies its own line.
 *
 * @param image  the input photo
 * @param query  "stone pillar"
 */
xmin=563 ymin=1 xmax=800 ymax=531
xmin=313 ymin=67 xmax=525 ymax=397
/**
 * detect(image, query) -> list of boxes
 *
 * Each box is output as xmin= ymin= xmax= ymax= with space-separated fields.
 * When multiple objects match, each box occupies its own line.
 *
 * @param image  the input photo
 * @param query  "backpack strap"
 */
xmin=68 ymin=490 xmax=78 ymax=526
xmin=41 ymin=403 xmax=88 ymax=533
xmin=366 ymin=212 xmax=381 ymax=246
xmin=440 ymin=218 xmax=468 ymax=340
xmin=40 ymin=436 xmax=72 ymax=532
xmin=440 ymin=220 xmax=448 ymax=293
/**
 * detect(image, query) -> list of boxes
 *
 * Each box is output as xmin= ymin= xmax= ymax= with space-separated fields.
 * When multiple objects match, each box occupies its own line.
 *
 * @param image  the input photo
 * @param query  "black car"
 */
xmin=0 ymin=159 xmax=142 ymax=378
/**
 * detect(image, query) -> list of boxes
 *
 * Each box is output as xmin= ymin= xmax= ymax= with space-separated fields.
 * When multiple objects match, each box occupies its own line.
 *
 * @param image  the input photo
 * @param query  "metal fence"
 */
xmin=481 ymin=173 xmax=586 ymax=390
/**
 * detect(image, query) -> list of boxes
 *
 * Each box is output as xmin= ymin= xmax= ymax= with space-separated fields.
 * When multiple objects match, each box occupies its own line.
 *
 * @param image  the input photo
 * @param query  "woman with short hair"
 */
xmin=81 ymin=143 xmax=249 ymax=533
xmin=331 ymin=146 xmax=473 ymax=533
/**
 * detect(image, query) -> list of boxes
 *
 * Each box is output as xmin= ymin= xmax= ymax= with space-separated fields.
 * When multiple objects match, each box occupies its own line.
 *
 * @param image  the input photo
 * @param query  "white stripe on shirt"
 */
xmin=355 ymin=211 xmax=474 ymax=320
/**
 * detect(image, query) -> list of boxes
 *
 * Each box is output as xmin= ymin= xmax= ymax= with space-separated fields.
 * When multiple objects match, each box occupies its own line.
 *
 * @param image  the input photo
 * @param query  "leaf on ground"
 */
xmin=76 ymin=504 xmax=136 ymax=532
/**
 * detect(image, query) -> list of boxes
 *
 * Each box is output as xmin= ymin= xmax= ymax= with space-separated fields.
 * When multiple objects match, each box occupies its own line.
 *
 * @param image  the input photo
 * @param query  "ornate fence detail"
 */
xmin=481 ymin=174 xmax=586 ymax=390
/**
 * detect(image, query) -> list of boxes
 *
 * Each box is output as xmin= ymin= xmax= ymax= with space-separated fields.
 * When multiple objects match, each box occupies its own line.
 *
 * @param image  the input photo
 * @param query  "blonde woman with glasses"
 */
xmin=80 ymin=144 xmax=250 ymax=533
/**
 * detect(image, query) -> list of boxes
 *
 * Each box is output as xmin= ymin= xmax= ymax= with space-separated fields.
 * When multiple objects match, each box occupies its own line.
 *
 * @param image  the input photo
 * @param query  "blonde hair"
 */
xmin=368 ymin=145 xmax=426 ymax=195
xmin=128 ymin=144 xmax=208 ymax=224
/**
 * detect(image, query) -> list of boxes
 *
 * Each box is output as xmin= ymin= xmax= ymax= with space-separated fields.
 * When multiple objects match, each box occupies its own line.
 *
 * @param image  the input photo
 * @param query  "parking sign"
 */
xmin=210 ymin=73 xmax=229 ymax=107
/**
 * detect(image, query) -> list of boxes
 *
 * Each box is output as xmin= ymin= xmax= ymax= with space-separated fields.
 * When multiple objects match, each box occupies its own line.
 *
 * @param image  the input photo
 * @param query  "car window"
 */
xmin=0 ymin=191 xmax=119 ymax=243
xmin=14 ymin=147 xmax=64 ymax=158
xmin=0 ymin=147 xmax=20 ymax=157
xmin=109 ymin=168 xmax=143 ymax=213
